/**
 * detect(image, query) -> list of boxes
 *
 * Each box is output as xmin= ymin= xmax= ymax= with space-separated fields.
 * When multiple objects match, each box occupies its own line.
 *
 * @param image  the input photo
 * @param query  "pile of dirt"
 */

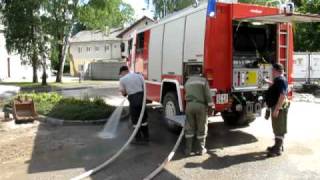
xmin=0 ymin=120 xmax=39 ymax=164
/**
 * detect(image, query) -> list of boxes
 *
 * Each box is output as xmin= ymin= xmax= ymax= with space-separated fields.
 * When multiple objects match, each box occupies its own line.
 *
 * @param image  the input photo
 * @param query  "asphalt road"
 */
xmin=1 ymin=99 xmax=320 ymax=180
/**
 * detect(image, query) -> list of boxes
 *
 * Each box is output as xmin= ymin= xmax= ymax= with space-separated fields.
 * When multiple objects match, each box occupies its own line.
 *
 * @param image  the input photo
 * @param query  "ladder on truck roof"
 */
xmin=278 ymin=23 xmax=290 ymax=74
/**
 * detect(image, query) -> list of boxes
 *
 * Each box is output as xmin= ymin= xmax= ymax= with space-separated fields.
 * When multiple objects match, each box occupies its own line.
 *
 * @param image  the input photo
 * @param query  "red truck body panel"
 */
xmin=131 ymin=2 xmax=297 ymax=112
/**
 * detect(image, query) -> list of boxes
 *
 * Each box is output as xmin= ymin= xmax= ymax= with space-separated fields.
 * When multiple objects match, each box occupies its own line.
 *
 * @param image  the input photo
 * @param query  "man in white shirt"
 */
xmin=119 ymin=66 xmax=149 ymax=144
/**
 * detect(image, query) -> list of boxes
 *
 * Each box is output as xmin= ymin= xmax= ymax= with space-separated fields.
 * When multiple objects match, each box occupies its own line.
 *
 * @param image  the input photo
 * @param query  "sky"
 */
xmin=123 ymin=0 xmax=155 ymax=19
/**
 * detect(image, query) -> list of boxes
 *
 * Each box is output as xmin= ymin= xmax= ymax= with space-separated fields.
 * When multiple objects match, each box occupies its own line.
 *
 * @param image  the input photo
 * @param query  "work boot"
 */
xmin=184 ymin=138 xmax=193 ymax=156
xmin=141 ymin=126 xmax=150 ymax=142
xmin=130 ymin=131 xmax=144 ymax=145
xmin=267 ymin=137 xmax=284 ymax=152
xmin=196 ymin=137 xmax=207 ymax=155
xmin=266 ymin=139 xmax=276 ymax=152
xmin=267 ymin=138 xmax=283 ymax=157
xmin=196 ymin=148 xmax=207 ymax=155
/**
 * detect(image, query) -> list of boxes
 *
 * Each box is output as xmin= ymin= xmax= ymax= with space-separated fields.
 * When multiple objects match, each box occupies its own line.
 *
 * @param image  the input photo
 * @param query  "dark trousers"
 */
xmin=128 ymin=92 xmax=149 ymax=140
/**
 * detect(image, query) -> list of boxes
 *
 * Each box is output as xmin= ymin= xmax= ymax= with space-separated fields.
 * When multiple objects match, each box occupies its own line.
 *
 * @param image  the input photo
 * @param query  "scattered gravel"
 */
xmin=293 ymin=93 xmax=320 ymax=104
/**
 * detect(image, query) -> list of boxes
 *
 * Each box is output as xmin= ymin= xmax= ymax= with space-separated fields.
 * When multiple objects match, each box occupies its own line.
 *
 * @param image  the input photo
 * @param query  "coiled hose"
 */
xmin=71 ymin=81 xmax=147 ymax=180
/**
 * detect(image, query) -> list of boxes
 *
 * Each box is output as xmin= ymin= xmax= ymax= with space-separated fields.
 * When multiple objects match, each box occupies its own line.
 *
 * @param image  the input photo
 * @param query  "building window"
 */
xmin=121 ymin=42 xmax=125 ymax=52
xmin=136 ymin=32 xmax=144 ymax=53
xmin=87 ymin=47 xmax=91 ymax=52
xmin=78 ymin=47 xmax=82 ymax=53
xmin=95 ymin=46 xmax=99 ymax=51
xmin=114 ymin=44 xmax=117 ymax=48
xmin=128 ymin=39 xmax=133 ymax=54
xmin=105 ymin=45 xmax=110 ymax=52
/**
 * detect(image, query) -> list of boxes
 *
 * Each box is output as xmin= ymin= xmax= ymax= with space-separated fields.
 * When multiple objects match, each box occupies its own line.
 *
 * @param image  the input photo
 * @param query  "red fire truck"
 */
xmin=126 ymin=1 xmax=320 ymax=127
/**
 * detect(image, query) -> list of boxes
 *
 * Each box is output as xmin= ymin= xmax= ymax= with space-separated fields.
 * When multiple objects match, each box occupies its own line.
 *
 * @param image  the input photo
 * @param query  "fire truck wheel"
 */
xmin=221 ymin=111 xmax=255 ymax=126
xmin=163 ymin=92 xmax=181 ymax=132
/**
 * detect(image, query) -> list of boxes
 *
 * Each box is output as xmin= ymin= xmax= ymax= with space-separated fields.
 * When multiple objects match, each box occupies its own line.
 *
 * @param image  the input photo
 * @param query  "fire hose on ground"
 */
xmin=71 ymin=81 xmax=147 ymax=180
xmin=71 ymin=81 xmax=186 ymax=180
xmin=143 ymin=126 xmax=185 ymax=180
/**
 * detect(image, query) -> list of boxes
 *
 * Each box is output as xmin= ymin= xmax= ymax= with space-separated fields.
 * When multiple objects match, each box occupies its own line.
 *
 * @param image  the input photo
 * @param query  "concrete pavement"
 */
xmin=0 ymin=101 xmax=320 ymax=180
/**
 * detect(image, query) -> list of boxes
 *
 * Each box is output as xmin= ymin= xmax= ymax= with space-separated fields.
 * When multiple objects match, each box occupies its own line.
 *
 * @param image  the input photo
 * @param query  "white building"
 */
xmin=69 ymin=30 xmax=125 ymax=79
xmin=0 ymin=22 xmax=51 ymax=82
xmin=68 ymin=17 xmax=154 ymax=80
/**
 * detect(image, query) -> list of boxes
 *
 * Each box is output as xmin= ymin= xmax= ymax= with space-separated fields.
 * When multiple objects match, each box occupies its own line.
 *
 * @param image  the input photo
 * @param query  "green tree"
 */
xmin=77 ymin=0 xmax=134 ymax=30
xmin=46 ymin=0 xmax=133 ymax=83
xmin=42 ymin=0 xmax=79 ymax=83
xmin=238 ymin=0 xmax=267 ymax=5
xmin=1 ymin=0 xmax=134 ymax=84
xmin=147 ymin=0 xmax=194 ymax=19
xmin=294 ymin=0 xmax=320 ymax=51
xmin=1 ymin=0 xmax=49 ymax=84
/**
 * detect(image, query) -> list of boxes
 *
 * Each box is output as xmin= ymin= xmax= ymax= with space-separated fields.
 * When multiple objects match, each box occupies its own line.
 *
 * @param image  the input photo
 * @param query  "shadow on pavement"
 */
xmin=184 ymin=151 xmax=268 ymax=170
xmin=174 ymin=121 xmax=259 ymax=161
xmin=206 ymin=122 xmax=258 ymax=150
xmin=26 ymin=107 xmax=181 ymax=180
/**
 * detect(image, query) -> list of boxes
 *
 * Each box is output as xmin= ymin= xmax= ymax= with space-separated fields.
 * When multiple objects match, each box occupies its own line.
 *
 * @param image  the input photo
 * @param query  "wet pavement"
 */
xmin=0 ymin=85 xmax=20 ymax=102
xmin=1 ymin=100 xmax=320 ymax=180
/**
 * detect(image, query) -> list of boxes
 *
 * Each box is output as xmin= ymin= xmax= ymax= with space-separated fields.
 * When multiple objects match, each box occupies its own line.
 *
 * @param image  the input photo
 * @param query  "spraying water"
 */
xmin=72 ymin=81 xmax=146 ymax=180
xmin=98 ymin=99 xmax=126 ymax=139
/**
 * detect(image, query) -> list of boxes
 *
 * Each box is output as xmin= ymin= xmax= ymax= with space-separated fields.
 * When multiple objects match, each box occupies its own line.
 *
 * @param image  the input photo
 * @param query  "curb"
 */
xmin=37 ymin=109 xmax=130 ymax=126
xmin=20 ymin=86 xmax=94 ymax=93
xmin=38 ymin=115 xmax=108 ymax=126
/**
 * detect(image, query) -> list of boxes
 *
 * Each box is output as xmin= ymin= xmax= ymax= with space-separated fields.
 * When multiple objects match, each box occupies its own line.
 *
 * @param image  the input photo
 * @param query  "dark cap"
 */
xmin=272 ymin=63 xmax=284 ymax=72
xmin=119 ymin=66 xmax=129 ymax=75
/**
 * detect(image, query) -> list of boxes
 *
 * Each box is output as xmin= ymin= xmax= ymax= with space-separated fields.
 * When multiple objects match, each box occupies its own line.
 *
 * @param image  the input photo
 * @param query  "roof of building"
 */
xmin=70 ymin=29 xmax=122 ymax=43
xmin=117 ymin=16 xmax=154 ymax=38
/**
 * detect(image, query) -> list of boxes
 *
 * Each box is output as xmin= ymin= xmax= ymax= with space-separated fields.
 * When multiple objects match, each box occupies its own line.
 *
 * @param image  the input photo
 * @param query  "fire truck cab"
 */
xmin=126 ymin=1 xmax=320 ymax=127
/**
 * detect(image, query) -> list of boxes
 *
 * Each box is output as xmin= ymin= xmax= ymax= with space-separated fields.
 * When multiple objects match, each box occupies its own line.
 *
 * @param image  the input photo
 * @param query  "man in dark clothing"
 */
xmin=119 ymin=66 xmax=149 ymax=144
xmin=264 ymin=63 xmax=290 ymax=157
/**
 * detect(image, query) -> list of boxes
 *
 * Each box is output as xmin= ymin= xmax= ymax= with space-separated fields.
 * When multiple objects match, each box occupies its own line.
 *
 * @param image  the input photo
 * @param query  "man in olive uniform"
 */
xmin=184 ymin=71 xmax=214 ymax=156
xmin=264 ymin=63 xmax=290 ymax=157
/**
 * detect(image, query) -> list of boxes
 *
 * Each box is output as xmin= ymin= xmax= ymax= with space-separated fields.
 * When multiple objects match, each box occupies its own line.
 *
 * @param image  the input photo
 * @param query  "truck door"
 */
xmin=135 ymin=31 xmax=150 ymax=79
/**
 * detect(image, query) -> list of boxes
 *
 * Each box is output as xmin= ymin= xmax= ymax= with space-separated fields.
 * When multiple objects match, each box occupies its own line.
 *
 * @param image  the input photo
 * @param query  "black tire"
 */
xmin=221 ymin=110 xmax=255 ymax=126
xmin=163 ymin=92 xmax=181 ymax=132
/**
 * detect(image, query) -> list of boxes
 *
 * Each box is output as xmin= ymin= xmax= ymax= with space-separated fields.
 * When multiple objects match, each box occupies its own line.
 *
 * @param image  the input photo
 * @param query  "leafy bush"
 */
xmin=48 ymin=97 xmax=115 ymax=120
xmin=11 ymin=93 xmax=115 ymax=120
xmin=18 ymin=92 xmax=62 ymax=115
